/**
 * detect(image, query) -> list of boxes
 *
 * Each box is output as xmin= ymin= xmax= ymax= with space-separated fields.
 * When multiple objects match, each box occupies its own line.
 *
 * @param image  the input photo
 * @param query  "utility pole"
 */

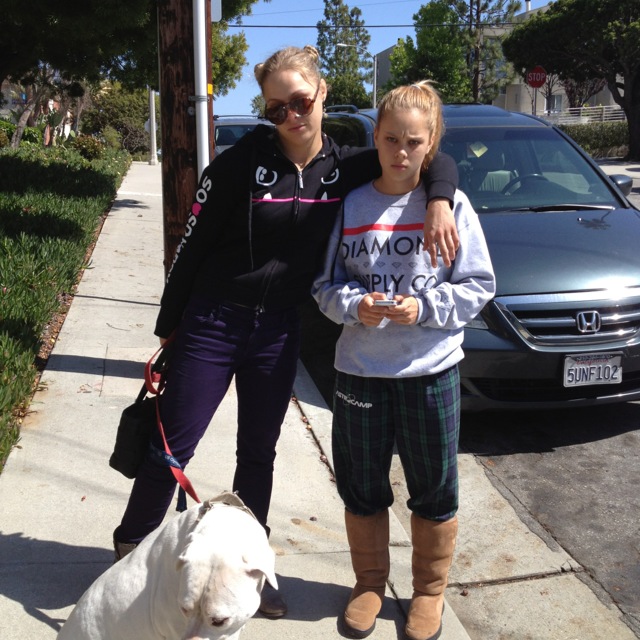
xmin=147 ymin=87 xmax=158 ymax=165
xmin=157 ymin=0 xmax=214 ymax=275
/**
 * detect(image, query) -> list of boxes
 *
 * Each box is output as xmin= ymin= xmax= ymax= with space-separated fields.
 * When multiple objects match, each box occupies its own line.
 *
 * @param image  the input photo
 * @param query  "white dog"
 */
xmin=58 ymin=492 xmax=277 ymax=640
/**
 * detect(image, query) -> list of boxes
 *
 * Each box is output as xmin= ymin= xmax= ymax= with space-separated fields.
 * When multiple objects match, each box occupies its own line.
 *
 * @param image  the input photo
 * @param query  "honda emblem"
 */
xmin=576 ymin=311 xmax=601 ymax=333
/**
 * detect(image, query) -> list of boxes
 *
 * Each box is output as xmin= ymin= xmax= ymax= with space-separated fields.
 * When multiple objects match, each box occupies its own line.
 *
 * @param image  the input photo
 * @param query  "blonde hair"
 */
xmin=254 ymin=45 xmax=322 ymax=90
xmin=376 ymin=81 xmax=444 ymax=170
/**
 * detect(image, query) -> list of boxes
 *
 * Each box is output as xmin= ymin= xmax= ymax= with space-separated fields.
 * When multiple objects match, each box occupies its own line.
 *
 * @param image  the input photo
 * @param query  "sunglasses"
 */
xmin=264 ymin=85 xmax=320 ymax=125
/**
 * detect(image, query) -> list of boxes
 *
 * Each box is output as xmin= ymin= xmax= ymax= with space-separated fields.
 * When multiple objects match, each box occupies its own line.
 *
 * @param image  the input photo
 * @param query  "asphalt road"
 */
xmin=458 ymin=404 xmax=640 ymax=635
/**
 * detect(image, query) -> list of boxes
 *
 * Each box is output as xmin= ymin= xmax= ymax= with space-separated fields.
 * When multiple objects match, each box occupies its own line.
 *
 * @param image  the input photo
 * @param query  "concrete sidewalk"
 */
xmin=0 ymin=161 xmax=635 ymax=639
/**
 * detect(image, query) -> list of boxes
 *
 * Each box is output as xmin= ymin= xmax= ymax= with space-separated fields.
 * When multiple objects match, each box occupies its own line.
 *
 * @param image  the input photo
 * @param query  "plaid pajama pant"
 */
xmin=332 ymin=365 xmax=460 ymax=522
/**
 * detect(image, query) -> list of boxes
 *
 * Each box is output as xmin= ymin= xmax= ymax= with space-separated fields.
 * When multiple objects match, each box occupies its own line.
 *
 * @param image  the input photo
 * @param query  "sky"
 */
xmin=214 ymin=0 xmax=550 ymax=114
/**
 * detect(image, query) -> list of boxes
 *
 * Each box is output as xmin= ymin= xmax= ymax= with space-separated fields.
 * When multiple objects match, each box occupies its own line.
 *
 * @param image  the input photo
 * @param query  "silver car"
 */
xmin=213 ymin=115 xmax=273 ymax=156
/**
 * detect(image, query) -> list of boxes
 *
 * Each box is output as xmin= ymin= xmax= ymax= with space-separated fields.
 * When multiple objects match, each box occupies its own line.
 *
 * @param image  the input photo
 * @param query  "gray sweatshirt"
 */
xmin=312 ymin=182 xmax=496 ymax=378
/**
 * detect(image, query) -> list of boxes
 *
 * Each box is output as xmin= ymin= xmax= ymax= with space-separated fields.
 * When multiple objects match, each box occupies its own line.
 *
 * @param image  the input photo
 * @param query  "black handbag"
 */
xmin=108 ymin=338 xmax=200 ymax=505
xmin=109 ymin=342 xmax=172 ymax=479
xmin=109 ymin=387 xmax=157 ymax=479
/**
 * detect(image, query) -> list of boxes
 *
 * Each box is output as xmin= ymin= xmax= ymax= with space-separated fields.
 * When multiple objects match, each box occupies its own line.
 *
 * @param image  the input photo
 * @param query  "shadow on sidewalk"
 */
xmin=45 ymin=353 xmax=146 ymax=379
xmin=0 ymin=532 xmax=112 ymax=634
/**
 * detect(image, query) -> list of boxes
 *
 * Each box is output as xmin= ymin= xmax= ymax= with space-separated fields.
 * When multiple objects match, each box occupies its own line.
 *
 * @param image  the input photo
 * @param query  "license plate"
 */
xmin=563 ymin=353 xmax=622 ymax=387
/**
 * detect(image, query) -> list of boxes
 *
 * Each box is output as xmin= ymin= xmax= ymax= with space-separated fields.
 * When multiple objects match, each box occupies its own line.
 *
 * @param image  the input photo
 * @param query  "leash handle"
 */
xmin=144 ymin=333 xmax=176 ymax=395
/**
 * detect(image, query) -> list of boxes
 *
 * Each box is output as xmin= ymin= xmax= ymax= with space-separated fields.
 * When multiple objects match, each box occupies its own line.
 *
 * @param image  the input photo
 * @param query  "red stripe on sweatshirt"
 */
xmin=342 ymin=222 xmax=423 ymax=236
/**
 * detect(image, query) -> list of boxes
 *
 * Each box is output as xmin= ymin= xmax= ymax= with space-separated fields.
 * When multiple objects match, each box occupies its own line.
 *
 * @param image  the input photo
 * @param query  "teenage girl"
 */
xmin=313 ymin=81 xmax=495 ymax=639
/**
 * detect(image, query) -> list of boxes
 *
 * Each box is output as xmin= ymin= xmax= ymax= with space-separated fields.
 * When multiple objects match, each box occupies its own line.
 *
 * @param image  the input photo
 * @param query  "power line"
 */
xmin=249 ymin=0 xmax=422 ymax=17
xmin=228 ymin=22 xmax=521 ymax=29
xmin=229 ymin=24 xmax=415 ymax=29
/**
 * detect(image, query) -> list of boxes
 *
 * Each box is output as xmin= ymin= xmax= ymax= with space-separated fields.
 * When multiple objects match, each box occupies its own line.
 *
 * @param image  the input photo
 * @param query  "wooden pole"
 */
xmin=157 ymin=0 xmax=198 ymax=276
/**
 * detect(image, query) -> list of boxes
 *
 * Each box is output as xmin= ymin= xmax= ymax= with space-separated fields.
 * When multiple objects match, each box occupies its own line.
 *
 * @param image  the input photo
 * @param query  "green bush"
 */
xmin=102 ymin=125 xmax=122 ymax=149
xmin=0 ymin=128 xmax=8 ymax=148
xmin=21 ymin=126 xmax=42 ymax=144
xmin=559 ymin=121 xmax=629 ymax=157
xmin=0 ymin=119 xmax=14 ymax=137
xmin=0 ymin=119 xmax=42 ymax=146
xmin=73 ymin=134 xmax=105 ymax=160
xmin=0 ymin=145 xmax=131 ymax=470
xmin=82 ymin=83 xmax=154 ymax=154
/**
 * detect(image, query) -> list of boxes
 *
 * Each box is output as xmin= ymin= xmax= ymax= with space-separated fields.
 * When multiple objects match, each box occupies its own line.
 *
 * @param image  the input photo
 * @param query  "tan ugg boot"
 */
xmin=405 ymin=515 xmax=458 ymax=640
xmin=343 ymin=509 xmax=390 ymax=638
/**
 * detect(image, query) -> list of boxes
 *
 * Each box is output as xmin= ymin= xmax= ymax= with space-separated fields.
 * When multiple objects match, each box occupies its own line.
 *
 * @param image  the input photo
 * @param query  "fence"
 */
xmin=541 ymin=105 xmax=626 ymax=125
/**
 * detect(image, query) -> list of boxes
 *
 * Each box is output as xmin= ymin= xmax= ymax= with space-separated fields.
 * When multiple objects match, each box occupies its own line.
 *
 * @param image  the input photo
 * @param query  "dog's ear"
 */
xmin=176 ymin=533 xmax=209 ymax=616
xmin=243 ymin=543 xmax=277 ymax=589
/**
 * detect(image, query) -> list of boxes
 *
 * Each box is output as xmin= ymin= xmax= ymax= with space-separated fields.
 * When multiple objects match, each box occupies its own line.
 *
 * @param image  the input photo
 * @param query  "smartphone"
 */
xmin=373 ymin=299 xmax=397 ymax=307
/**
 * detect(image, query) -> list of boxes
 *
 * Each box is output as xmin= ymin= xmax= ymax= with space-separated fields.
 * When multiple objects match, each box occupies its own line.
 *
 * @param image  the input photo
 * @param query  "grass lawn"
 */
xmin=0 ymin=145 xmax=131 ymax=471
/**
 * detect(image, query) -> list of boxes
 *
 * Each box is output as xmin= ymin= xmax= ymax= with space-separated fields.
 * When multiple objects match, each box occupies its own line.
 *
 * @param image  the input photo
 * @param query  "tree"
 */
xmin=81 ymin=83 xmax=153 ymax=153
xmin=389 ymin=1 xmax=471 ymax=102
xmin=0 ymin=0 xmax=153 ymax=87
xmin=316 ymin=0 xmax=372 ymax=107
xmin=114 ymin=2 xmax=259 ymax=94
xmin=251 ymin=94 xmax=266 ymax=116
xmin=0 ymin=0 xmax=268 ymax=90
xmin=450 ymin=0 xmax=522 ymax=102
xmin=388 ymin=1 xmax=520 ymax=103
xmin=8 ymin=65 xmax=55 ymax=149
xmin=1 ymin=0 xmax=267 ymax=146
xmin=540 ymin=73 xmax=561 ymax=113
xmin=561 ymin=78 xmax=607 ymax=109
xmin=502 ymin=0 xmax=640 ymax=159
xmin=210 ymin=21 xmax=249 ymax=98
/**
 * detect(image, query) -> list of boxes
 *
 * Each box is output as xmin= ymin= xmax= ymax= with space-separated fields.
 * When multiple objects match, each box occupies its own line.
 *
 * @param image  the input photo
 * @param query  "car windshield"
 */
xmin=441 ymin=127 xmax=621 ymax=214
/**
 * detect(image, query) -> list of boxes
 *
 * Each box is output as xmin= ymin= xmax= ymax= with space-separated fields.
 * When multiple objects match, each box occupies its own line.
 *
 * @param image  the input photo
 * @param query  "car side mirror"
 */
xmin=609 ymin=174 xmax=633 ymax=197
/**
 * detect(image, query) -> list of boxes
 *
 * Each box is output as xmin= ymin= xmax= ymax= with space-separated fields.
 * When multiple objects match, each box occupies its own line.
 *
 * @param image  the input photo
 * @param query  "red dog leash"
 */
xmin=144 ymin=338 xmax=201 ymax=505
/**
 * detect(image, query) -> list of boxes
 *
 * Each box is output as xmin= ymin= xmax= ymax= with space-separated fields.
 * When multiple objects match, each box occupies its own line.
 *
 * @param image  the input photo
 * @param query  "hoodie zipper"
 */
xmin=256 ymin=163 xmax=306 ymax=312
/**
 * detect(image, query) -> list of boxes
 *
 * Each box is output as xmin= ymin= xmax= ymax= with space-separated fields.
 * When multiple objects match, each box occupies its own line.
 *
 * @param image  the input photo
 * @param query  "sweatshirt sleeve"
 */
xmin=417 ymin=191 xmax=496 ymax=329
xmin=154 ymin=152 xmax=240 ymax=338
xmin=422 ymin=151 xmax=458 ymax=205
xmin=311 ymin=213 xmax=367 ymax=327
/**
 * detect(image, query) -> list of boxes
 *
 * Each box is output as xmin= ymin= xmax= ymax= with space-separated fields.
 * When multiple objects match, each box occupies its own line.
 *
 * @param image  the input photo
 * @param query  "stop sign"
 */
xmin=526 ymin=65 xmax=547 ymax=88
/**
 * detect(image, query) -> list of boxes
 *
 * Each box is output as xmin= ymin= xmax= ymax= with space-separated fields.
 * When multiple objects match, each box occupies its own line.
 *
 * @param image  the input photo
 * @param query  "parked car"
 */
xmin=213 ymin=115 xmax=273 ymax=156
xmin=314 ymin=104 xmax=640 ymax=411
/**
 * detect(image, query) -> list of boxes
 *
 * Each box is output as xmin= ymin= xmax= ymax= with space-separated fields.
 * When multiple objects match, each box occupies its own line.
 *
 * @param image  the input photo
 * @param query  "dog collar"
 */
xmin=199 ymin=491 xmax=258 ymax=523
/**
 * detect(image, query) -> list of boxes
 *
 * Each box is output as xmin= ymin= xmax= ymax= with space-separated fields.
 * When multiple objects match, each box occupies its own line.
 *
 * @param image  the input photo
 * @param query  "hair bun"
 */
xmin=303 ymin=45 xmax=320 ymax=64
xmin=255 ymin=45 xmax=322 ymax=87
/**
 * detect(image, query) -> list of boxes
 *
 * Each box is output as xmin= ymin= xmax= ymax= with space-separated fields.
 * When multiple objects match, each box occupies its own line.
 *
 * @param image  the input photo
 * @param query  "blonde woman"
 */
xmin=313 ymin=82 xmax=495 ymax=639
xmin=113 ymin=50 xmax=459 ymax=619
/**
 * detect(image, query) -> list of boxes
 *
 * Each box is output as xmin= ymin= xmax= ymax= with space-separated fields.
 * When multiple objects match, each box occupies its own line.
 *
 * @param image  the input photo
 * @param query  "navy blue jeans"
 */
xmin=116 ymin=297 xmax=301 ymax=544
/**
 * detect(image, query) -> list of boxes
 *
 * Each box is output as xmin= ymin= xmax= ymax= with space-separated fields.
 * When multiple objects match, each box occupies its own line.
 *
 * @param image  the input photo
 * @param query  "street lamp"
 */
xmin=336 ymin=43 xmax=378 ymax=108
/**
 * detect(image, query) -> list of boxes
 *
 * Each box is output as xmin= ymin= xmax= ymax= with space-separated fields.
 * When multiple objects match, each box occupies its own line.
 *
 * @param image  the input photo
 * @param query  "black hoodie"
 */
xmin=155 ymin=125 xmax=457 ymax=338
